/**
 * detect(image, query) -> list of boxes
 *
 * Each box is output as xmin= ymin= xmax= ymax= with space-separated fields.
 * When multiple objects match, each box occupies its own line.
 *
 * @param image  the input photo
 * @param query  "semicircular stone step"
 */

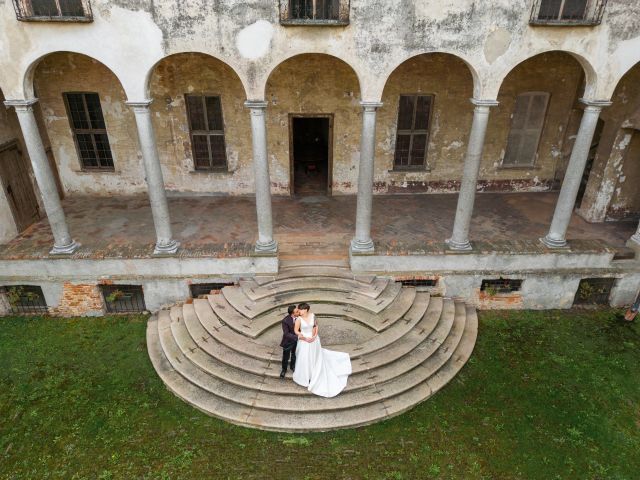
xmin=239 ymin=276 xmax=389 ymax=301
xmin=222 ymin=281 xmax=403 ymax=319
xmin=210 ymin=287 xmax=416 ymax=338
xmin=148 ymin=298 xmax=475 ymax=430
xmin=156 ymin=302 xmax=468 ymax=414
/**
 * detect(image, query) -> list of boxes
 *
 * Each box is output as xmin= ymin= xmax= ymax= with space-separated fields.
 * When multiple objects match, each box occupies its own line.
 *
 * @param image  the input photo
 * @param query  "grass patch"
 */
xmin=0 ymin=310 xmax=639 ymax=479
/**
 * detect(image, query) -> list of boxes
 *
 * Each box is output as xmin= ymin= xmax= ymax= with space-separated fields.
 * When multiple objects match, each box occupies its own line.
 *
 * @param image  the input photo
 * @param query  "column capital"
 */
xmin=4 ymin=98 xmax=39 ymax=112
xmin=244 ymin=100 xmax=268 ymax=110
xmin=470 ymin=98 xmax=499 ymax=108
xmin=360 ymin=101 xmax=383 ymax=112
xmin=125 ymin=99 xmax=153 ymax=112
xmin=579 ymin=98 xmax=613 ymax=110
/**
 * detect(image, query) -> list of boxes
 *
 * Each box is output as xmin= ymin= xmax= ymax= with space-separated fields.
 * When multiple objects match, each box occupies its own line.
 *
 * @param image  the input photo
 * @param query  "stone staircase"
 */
xmin=146 ymin=264 xmax=478 ymax=432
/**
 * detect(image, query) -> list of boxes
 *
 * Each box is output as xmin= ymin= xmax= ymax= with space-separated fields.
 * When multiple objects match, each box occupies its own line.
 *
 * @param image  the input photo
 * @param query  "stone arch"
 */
xmin=377 ymin=51 xmax=481 ymax=101
xmin=144 ymin=52 xmax=249 ymax=101
xmin=493 ymin=49 xmax=598 ymax=100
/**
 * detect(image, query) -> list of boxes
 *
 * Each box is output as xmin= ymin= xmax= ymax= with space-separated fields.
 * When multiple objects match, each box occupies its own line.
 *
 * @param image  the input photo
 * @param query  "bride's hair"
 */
xmin=297 ymin=302 xmax=310 ymax=311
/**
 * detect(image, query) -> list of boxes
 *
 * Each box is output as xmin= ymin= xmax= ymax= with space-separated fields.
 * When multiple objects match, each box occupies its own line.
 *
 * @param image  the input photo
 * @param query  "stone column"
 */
xmin=351 ymin=101 xmax=383 ymax=254
xmin=628 ymin=221 xmax=640 ymax=249
xmin=446 ymin=99 xmax=499 ymax=250
xmin=541 ymin=99 xmax=612 ymax=248
xmin=4 ymin=99 xmax=79 ymax=254
xmin=126 ymin=100 xmax=179 ymax=255
xmin=245 ymin=100 xmax=277 ymax=253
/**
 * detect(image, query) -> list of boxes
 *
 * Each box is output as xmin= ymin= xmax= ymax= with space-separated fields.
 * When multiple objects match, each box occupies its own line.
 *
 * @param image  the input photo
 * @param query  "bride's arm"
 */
xmin=294 ymin=318 xmax=307 ymax=342
xmin=312 ymin=321 xmax=318 ymax=340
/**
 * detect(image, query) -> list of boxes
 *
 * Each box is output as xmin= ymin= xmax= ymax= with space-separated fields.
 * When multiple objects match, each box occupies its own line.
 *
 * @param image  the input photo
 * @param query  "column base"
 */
xmin=350 ymin=238 xmax=375 ymax=254
xmin=445 ymin=237 xmax=472 ymax=251
xmin=540 ymin=235 xmax=568 ymax=249
xmin=49 ymin=240 xmax=80 ymax=255
xmin=255 ymin=239 xmax=278 ymax=254
xmin=153 ymin=240 xmax=180 ymax=255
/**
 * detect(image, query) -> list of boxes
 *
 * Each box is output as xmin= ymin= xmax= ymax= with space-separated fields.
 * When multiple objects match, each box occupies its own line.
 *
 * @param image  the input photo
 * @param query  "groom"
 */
xmin=280 ymin=305 xmax=299 ymax=379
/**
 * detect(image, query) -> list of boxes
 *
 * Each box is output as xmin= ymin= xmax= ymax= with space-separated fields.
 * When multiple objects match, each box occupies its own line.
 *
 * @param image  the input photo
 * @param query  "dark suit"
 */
xmin=280 ymin=314 xmax=297 ymax=372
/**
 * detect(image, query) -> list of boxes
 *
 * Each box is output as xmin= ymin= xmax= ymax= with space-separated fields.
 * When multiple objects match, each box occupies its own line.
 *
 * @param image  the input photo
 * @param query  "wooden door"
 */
xmin=0 ymin=142 xmax=40 ymax=232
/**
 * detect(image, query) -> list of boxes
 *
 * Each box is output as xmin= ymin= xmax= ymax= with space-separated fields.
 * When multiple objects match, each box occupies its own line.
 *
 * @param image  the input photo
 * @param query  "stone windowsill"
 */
xmin=388 ymin=167 xmax=431 ymax=174
xmin=189 ymin=168 xmax=234 ymax=175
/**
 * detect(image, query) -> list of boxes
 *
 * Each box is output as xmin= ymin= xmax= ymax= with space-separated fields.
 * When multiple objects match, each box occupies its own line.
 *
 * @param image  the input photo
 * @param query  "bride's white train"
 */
xmin=292 ymin=304 xmax=352 ymax=398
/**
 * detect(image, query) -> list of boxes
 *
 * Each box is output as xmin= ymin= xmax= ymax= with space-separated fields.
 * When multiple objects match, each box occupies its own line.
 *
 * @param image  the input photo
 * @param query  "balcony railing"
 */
xmin=530 ymin=0 xmax=607 ymax=26
xmin=280 ymin=0 xmax=350 ymax=26
xmin=13 ymin=0 xmax=93 ymax=22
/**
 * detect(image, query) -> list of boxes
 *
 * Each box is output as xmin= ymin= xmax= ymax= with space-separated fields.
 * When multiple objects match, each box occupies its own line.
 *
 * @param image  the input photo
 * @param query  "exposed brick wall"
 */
xmin=52 ymin=282 xmax=104 ymax=317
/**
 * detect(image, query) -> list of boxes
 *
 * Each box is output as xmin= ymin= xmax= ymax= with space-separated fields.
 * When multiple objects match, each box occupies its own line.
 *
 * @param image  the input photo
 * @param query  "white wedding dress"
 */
xmin=292 ymin=313 xmax=352 ymax=398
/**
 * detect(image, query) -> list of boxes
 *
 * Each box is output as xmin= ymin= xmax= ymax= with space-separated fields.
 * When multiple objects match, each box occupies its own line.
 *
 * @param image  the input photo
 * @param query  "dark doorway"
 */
xmin=576 ymin=118 xmax=605 ymax=209
xmin=290 ymin=115 xmax=332 ymax=195
xmin=0 ymin=141 xmax=41 ymax=233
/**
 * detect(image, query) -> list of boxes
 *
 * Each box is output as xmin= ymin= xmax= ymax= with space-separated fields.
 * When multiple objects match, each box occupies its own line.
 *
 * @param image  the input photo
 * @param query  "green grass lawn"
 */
xmin=0 ymin=310 xmax=639 ymax=480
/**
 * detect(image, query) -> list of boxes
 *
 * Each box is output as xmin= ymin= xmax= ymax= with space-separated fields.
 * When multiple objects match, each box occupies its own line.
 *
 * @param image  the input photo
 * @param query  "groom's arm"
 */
xmin=282 ymin=318 xmax=298 ymax=343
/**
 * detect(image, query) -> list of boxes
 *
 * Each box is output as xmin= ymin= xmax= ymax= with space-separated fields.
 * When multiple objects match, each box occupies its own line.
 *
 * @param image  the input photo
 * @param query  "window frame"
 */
xmin=529 ymin=0 xmax=607 ymax=26
xmin=13 ymin=0 xmax=93 ymax=22
xmin=279 ymin=0 xmax=350 ymax=26
xmin=62 ymin=92 xmax=115 ymax=172
xmin=392 ymin=94 xmax=435 ymax=171
xmin=184 ymin=93 xmax=229 ymax=172
xmin=501 ymin=91 xmax=550 ymax=169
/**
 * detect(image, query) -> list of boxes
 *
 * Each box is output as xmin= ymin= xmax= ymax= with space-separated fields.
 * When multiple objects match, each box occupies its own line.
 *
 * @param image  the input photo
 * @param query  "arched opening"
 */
xmin=32 ymin=52 xmax=137 ymax=196
xmin=378 ymin=53 xmax=475 ymax=193
xmin=147 ymin=53 xmax=249 ymax=195
xmin=265 ymin=54 xmax=361 ymax=196
xmin=579 ymin=61 xmax=640 ymax=224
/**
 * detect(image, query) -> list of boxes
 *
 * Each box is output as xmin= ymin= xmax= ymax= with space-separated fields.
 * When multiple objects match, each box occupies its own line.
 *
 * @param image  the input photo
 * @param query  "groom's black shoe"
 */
xmin=290 ymin=365 xmax=295 ymax=373
xmin=279 ymin=369 xmax=286 ymax=379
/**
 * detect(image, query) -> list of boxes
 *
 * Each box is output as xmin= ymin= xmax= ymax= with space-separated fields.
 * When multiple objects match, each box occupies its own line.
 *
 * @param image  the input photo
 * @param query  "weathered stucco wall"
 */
xmin=579 ymin=62 xmax=640 ymax=222
xmin=149 ymin=53 xmax=255 ymax=195
xmin=265 ymin=54 xmax=361 ymax=195
xmin=34 ymin=53 xmax=145 ymax=196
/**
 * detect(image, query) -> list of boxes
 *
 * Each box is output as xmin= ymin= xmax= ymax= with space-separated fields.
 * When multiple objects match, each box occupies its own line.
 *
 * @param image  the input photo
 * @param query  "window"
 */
xmin=480 ymin=279 xmax=523 ymax=294
xmin=398 ymin=278 xmax=438 ymax=288
xmin=574 ymin=278 xmax=615 ymax=305
xmin=63 ymin=93 xmax=114 ymax=170
xmin=394 ymin=95 xmax=433 ymax=169
xmin=280 ymin=0 xmax=349 ymax=25
xmin=190 ymin=282 xmax=235 ymax=298
xmin=13 ymin=0 xmax=92 ymax=21
xmin=101 ymin=285 xmax=146 ymax=313
xmin=502 ymin=92 xmax=549 ymax=167
xmin=185 ymin=95 xmax=228 ymax=171
xmin=1 ymin=285 xmax=47 ymax=314
xmin=530 ymin=0 xmax=607 ymax=25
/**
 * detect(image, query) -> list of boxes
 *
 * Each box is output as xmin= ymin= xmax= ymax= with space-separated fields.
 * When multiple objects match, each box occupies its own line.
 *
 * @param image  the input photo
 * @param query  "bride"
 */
xmin=292 ymin=303 xmax=352 ymax=397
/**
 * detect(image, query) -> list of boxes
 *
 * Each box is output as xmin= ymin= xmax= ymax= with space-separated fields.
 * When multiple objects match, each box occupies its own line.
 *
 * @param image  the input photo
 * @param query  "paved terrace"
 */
xmin=0 ymin=192 xmax=635 ymax=260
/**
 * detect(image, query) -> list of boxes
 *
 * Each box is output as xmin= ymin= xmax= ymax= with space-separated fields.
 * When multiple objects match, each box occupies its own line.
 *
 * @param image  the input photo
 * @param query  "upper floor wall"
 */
xmin=1 ymin=0 xmax=640 ymax=103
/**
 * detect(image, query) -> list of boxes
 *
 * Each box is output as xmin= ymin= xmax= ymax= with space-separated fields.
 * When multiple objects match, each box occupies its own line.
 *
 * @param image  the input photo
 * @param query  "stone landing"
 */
xmin=146 ymin=264 xmax=478 ymax=432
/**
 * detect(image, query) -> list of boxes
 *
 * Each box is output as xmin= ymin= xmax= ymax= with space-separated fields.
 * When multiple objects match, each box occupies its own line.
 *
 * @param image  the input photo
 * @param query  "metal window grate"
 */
xmin=530 ymin=0 xmax=607 ymax=25
xmin=101 ymin=285 xmax=146 ymax=313
xmin=481 ymin=279 xmax=523 ymax=294
xmin=399 ymin=279 xmax=438 ymax=288
xmin=13 ymin=0 xmax=92 ymax=21
xmin=280 ymin=0 xmax=349 ymax=25
xmin=1 ymin=285 xmax=48 ymax=314
xmin=190 ymin=283 xmax=235 ymax=298
xmin=574 ymin=278 xmax=615 ymax=305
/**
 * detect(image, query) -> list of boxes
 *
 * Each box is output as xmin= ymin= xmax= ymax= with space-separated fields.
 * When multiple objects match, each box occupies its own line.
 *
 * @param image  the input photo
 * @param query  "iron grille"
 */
xmin=1 ymin=285 xmax=48 ymax=314
xmin=13 ymin=0 xmax=93 ymax=21
xmin=530 ymin=0 xmax=607 ymax=25
xmin=280 ymin=0 xmax=349 ymax=25
xmin=481 ymin=279 xmax=523 ymax=294
xmin=574 ymin=278 xmax=615 ymax=305
xmin=101 ymin=285 xmax=146 ymax=313
xmin=190 ymin=283 xmax=235 ymax=298
xmin=399 ymin=279 xmax=438 ymax=288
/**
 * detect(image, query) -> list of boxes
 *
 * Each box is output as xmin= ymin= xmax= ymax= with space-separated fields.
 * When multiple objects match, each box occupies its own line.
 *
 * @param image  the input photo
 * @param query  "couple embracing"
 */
xmin=280 ymin=303 xmax=352 ymax=398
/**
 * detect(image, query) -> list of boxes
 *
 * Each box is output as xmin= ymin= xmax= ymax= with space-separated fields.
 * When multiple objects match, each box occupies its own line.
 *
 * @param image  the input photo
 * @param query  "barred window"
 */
xmin=537 ymin=0 xmax=587 ymax=20
xmin=185 ymin=95 xmax=228 ymax=171
xmin=289 ymin=0 xmax=340 ymax=20
xmin=13 ymin=0 xmax=92 ymax=21
xmin=63 ymin=92 xmax=114 ymax=170
xmin=503 ymin=92 xmax=549 ymax=167
xmin=394 ymin=95 xmax=433 ymax=169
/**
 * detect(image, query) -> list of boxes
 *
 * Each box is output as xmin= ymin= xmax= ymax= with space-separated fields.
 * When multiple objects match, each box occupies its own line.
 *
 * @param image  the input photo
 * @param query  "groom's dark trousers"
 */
xmin=280 ymin=314 xmax=297 ymax=372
